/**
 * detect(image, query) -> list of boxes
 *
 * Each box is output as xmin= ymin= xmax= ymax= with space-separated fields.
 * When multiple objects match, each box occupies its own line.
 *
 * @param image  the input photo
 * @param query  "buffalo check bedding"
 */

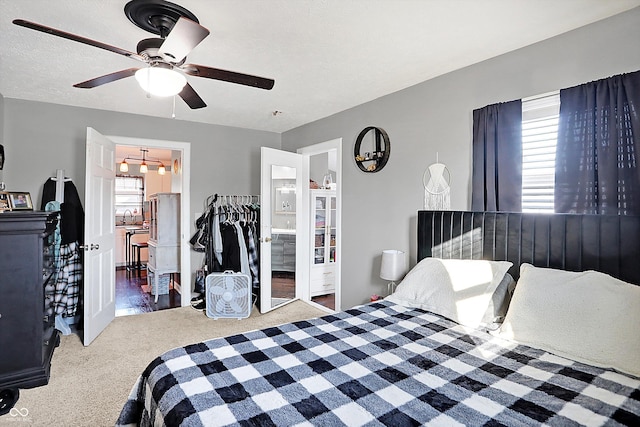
xmin=116 ymin=301 xmax=640 ymax=426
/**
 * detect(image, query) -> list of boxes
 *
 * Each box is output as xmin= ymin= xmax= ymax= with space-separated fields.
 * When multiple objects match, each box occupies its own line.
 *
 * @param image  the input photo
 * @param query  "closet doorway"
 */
xmin=110 ymin=136 xmax=191 ymax=317
xmin=298 ymin=138 xmax=342 ymax=312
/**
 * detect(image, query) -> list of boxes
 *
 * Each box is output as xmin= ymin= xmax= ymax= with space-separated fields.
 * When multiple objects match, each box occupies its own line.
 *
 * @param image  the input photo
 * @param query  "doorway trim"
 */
xmin=108 ymin=135 xmax=191 ymax=307
xmin=297 ymin=138 xmax=342 ymax=312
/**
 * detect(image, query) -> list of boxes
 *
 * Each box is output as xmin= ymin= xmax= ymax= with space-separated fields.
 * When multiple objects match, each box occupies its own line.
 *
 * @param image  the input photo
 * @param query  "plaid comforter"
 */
xmin=116 ymin=301 xmax=640 ymax=426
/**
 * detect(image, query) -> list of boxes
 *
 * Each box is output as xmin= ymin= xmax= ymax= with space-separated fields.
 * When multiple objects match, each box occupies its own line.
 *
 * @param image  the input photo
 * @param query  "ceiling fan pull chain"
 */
xmin=172 ymin=95 xmax=176 ymax=119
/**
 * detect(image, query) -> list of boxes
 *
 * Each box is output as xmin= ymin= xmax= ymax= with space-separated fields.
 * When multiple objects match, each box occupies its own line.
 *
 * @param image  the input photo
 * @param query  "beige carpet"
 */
xmin=3 ymin=300 xmax=326 ymax=427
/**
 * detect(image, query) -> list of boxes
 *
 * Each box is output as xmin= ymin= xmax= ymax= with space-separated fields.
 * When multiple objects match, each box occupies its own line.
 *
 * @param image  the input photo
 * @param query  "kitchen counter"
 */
xmin=118 ymin=226 xmax=149 ymax=269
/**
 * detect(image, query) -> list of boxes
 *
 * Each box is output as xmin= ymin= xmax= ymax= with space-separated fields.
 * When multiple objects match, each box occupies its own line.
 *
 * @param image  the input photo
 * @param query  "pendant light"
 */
xmin=118 ymin=148 xmax=166 ymax=175
xmin=139 ymin=160 xmax=148 ymax=174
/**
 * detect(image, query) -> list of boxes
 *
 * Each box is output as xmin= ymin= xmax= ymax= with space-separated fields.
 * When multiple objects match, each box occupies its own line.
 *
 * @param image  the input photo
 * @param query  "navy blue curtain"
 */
xmin=472 ymin=100 xmax=522 ymax=211
xmin=555 ymin=70 xmax=640 ymax=215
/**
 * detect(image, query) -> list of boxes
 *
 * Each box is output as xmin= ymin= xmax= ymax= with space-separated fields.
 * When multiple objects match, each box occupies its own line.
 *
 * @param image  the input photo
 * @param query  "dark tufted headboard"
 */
xmin=417 ymin=211 xmax=640 ymax=285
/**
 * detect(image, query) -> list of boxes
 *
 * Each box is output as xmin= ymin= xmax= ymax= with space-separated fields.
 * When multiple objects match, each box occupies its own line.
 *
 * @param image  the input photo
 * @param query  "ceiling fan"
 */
xmin=12 ymin=0 xmax=275 ymax=109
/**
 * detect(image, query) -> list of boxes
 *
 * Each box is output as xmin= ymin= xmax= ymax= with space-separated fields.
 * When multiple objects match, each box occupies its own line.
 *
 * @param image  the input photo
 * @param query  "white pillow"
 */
xmin=385 ymin=257 xmax=513 ymax=329
xmin=496 ymin=263 xmax=640 ymax=377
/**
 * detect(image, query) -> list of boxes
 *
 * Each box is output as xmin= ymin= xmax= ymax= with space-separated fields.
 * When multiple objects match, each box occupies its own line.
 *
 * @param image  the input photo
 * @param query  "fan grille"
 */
xmin=205 ymin=272 xmax=252 ymax=319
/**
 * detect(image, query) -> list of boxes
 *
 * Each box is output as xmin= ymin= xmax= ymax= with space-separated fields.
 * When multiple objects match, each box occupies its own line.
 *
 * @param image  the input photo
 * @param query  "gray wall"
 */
xmin=1 ymin=99 xmax=280 ymax=275
xmin=310 ymin=152 xmax=329 ymax=185
xmin=282 ymin=7 xmax=640 ymax=309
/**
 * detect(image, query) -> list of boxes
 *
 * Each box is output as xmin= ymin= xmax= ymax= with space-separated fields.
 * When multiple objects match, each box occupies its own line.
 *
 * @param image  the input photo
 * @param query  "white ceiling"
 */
xmin=1 ymin=0 xmax=639 ymax=133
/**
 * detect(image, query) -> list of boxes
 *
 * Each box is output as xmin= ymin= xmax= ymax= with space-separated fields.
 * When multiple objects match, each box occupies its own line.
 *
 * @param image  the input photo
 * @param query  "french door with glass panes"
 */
xmin=310 ymin=189 xmax=336 ymax=297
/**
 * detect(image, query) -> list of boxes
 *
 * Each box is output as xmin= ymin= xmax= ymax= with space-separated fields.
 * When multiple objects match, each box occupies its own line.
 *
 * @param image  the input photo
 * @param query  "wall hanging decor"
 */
xmin=354 ymin=126 xmax=390 ymax=173
xmin=423 ymin=156 xmax=451 ymax=210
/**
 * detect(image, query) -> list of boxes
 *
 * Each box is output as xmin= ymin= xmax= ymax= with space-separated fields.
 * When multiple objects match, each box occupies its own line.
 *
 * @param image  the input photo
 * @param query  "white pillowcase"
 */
xmin=496 ymin=263 xmax=640 ymax=377
xmin=385 ymin=257 xmax=513 ymax=329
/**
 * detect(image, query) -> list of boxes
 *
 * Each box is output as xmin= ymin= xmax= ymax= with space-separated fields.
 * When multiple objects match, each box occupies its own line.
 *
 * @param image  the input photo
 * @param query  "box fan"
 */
xmin=205 ymin=271 xmax=252 ymax=319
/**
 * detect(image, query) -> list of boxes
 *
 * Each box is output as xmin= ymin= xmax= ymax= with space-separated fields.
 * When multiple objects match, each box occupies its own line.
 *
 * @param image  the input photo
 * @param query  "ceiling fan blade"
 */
xmin=179 ymin=83 xmax=207 ymax=109
xmin=73 ymin=68 xmax=140 ymax=88
xmin=182 ymin=64 xmax=275 ymax=90
xmin=159 ymin=17 xmax=210 ymax=63
xmin=12 ymin=19 xmax=144 ymax=62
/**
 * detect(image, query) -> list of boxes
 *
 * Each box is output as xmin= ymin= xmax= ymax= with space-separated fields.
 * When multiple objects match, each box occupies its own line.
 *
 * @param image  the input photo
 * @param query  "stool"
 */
xmin=131 ymin=242 xmax=148 ymax=277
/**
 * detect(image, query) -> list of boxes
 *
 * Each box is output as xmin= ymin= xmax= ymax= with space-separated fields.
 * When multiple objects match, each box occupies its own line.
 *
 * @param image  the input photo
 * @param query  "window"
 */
xmin=521 ymin=91 xmax=560 ymax=213
xmin=115 ymin=175 xmax=144 ymax=216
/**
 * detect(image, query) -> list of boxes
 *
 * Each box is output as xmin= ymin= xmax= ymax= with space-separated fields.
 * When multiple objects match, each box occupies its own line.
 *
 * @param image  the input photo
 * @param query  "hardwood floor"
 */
xmin=115 ymin=267 xmax=181 ymax=317
xmin=271 ymin=271 xmax=296 ymax=298
xmin=273 ymin=271 xmax=335 ymax=310
xmin=312 ymin=293 xmax=335 ymax=310
xmin=115 ymin=268 xmax=335 ymax=316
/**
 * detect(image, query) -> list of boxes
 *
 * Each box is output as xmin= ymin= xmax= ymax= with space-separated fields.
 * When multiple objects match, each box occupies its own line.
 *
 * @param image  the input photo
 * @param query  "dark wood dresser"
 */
xmin=0 ymin=211 xmax=60 ymax=414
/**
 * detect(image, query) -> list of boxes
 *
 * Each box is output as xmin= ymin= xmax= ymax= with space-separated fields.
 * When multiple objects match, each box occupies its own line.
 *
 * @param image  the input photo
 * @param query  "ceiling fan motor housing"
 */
xmin=124 ymin=0 xmax=200 ymax=38
xmin=136 ymin=37 xmax=180 ymax=65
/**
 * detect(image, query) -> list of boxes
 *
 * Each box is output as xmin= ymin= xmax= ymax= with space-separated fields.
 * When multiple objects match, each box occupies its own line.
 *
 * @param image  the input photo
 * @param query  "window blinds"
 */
xmin=521 ymin=91 xmax=560 ymax=212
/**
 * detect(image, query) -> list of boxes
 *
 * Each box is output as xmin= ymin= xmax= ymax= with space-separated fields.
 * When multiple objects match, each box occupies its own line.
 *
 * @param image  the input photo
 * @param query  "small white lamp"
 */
xmin=380 ymin=249 xmax=406 ymax=295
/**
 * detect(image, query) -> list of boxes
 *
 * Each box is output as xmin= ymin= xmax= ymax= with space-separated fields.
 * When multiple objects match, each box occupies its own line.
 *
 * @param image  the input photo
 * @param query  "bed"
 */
xmin=116 ymin=211 xmax=640 ymax=426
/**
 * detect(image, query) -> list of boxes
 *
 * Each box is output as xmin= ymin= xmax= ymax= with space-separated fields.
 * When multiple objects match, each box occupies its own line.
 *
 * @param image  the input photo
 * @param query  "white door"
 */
xmin=83 ymin=128 xmax=116 ymax=345
xmin=260 ymin=147 xmax=308 ymax=313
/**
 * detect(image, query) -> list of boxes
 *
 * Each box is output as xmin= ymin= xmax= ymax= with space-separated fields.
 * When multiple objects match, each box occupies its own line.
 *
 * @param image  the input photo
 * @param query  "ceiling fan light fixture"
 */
xmin=119 ymin=158 xmax=129 ymax=172
xmin=135 ymin=67 xmax=186 ymax=97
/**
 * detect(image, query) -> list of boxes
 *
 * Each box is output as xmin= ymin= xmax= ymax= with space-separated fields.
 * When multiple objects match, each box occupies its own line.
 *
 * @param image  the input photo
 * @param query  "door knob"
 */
xmin=79 ymin=243 xmax=100 ymax=251
xmin=260 ymin=237 xmax=272 ymax=243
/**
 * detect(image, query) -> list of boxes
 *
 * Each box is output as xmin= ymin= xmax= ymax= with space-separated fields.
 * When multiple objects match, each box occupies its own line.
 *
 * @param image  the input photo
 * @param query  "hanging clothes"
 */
xmin=190 ymin=194 xmax=260 ymax=303
xmin=41 ymin=178 xmax=84 ymax=244
xmin=41 ymin=177 xmax=84 ymax=321
xmin=220 ymin=221 xmax=243 ymax=272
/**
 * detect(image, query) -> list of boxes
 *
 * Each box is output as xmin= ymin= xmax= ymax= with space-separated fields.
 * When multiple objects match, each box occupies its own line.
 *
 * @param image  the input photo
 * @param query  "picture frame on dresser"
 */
xmin=0 ymin=192 xmax=10 ymax=212
xmin=8 ymin=192 xmax=33 ymax=210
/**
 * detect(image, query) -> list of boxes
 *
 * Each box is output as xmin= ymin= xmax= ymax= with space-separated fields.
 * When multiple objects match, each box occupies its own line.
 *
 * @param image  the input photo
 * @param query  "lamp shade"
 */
xmin=135 ymin=67 xmax=187 ymax=97
xmin=380 ymin=249 xmax=406 ymax=281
